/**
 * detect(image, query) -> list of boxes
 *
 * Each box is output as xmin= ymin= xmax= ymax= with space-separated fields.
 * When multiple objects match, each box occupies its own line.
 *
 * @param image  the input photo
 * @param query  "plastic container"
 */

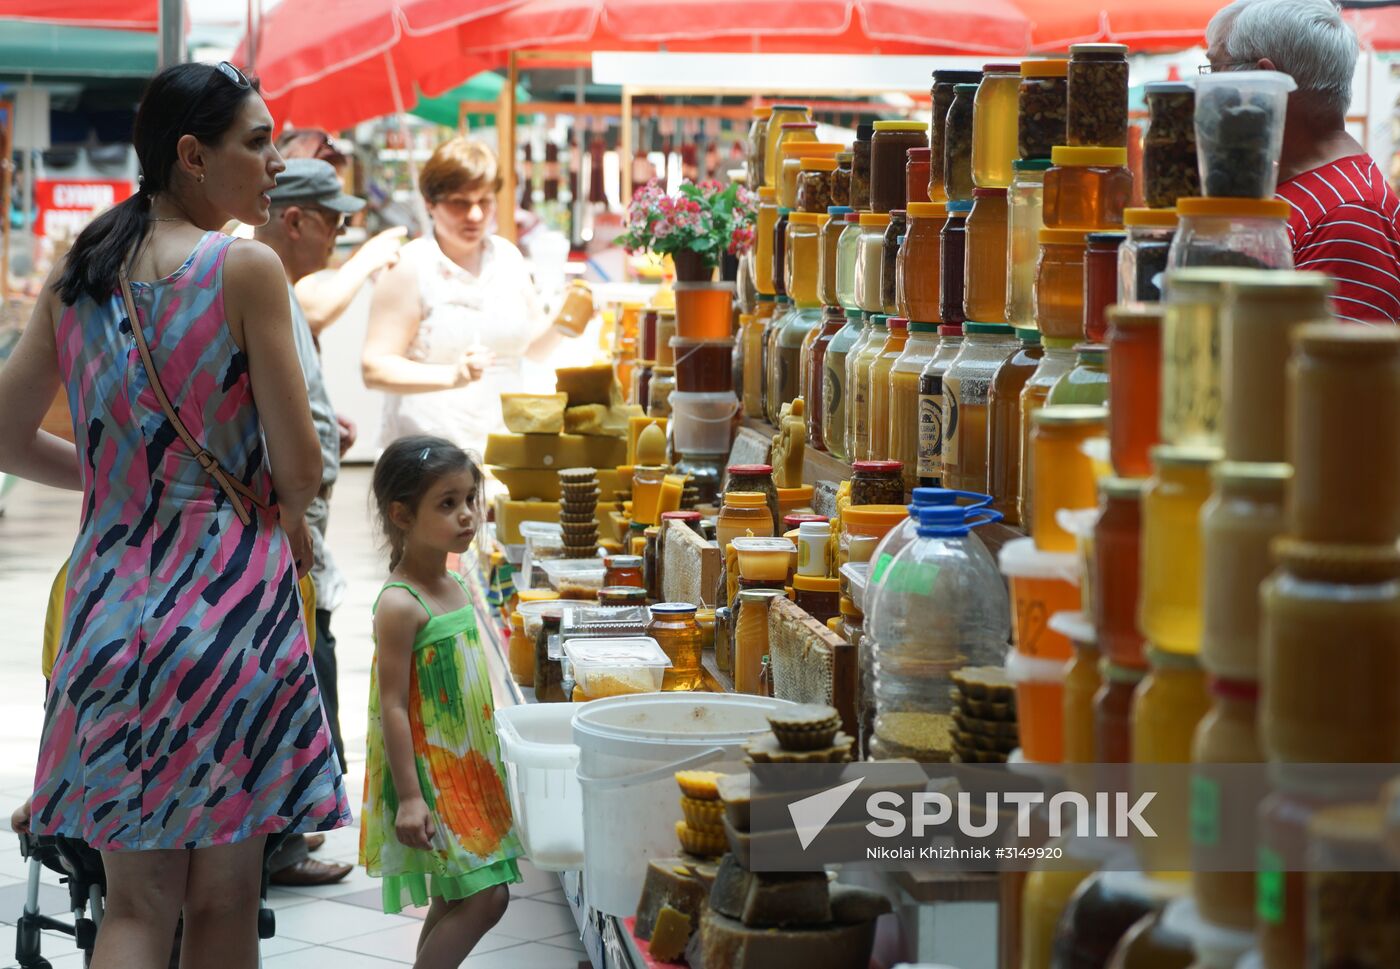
xmin=871 ymin=120 xmax=927 ymax=213
xmin=987 ymin=329 xmax=1042 ymax=527
xmin=1043 ymin=146 xmax=1132 ymax=230
xmin=881 ymin=210 xmax=909 ymax=314
xmin=833 ymin=151 xmax=853 ymax=207
xmin=999 ymin=536 xmax=1081 ymax=661
xmin=805 ymin=306 xmax=846 ymax=452
xmin=1143 ymin=82 xmax=1199 ymax=209
xmin=835 ymin=211 xmax=863 ymax=313
xmin=940 ymin=201 xmax=971 ymax=327
xmin=775 ymin=306 xmax=822 ymax=408
xmin=775 ymin=128 xmax=825 ymax=209
xmin=494 ymin=703 xmax=585 ymax=871
xmin=965 ymin=188 xmax=1010 ymax=323
xmin=918 ymin=325 xmax=963 ymax=487
xmin=891 ymin=322 xmax=942 ymax=494
xmin=1017 ymin=337 xmax=1078 ymax=525
xmin=1053 ymin=610 xmax=1101 ymax=764
xmin=972 ymin=63 xmax=1021 ymax=189
xmin=1083 ymin=231 xmax=1125 ymax=342
xmin=941 ymin=322 xmax=1017 ymax=494
xmin=671 ymin=336 xmax=735 ymax=394
xmin=1139 ymin=445 xmax=1218 ymax=656
xmin=669 ymin=390 xmax=738 ymax=454
xmin=1007 ymin=647 xmax=1067 ymax=763
xmin=1018 ymin=59 xmax=1069 ymax=160
xmin=796 ymin=520 xmax=832 ymax=577
xmin=785 ymin=210 xmax=826 ymax=308
xmin=740 ymin=314 xmax=765 ymax=417
xmin=841 ymin=503 xmax=908 ymax=569
xmin=905 ymin=147 xmax=932 ymax=206
xmin=868 ymin=318 xmax=909 ymax=461
xmin=1160 ymin=268 xmax=1244 ymax=449
xmin=819 ymin=205 xmax=852 ymax=308
xmin=851 ymin=122 xmax=873 ymax=211
xmin=793 ymin=573 xmax=841 ymax=625
xmin=564 ymin=636 xmax=673 ymax=698
xmin=855 ymin=212 xmax=892 ymax=314
xmin=540 ymin=558 xmax=607 ymax=591
xmin=1006 ymin=160 xmax=1050 ymax=330
xmin=1194 ymin=70 xmax=1296 ymax=199
xmin=848 ymin=314 xmax=890 ymax=461
xmin=903 ymin=202 xmax=946 ymax=323
xmin=1107 ymin=303 xmax=1164 ymax=479
xmin=1094 ymin=476 xmax=1148 ymax=669
xmin=771 ymin=210 xmax=790 ymax=299
xmin=930 ymin=69 xmax=983 ymax=202
xmin=822 ymin=310 xmax=863 ymax=463
xmin=1167 ymin=197 xmax=1293 ymax=273
xmin=943 ymin=83 xmax=978 ymax=203
xmin=867 ymin=504 xmax=1010 ymax=761
xmin=1095 ymin=659 xmax=1145 ymax=762
xmin=732 ymin=536 xmax=796 ymax=582
xmin=1030 ymin=405 xmax=1106 ymax=551
xmin=571 ymin=693 xmax=797 ymax=916
xmin=1067 ymin=43 xmax=1130 ymax=147
xmin=755 ymin=187 xmax=779 ymax=296
xmin=763 ymin=105 xmax=811 ymax=188
xmin=1035 ymin=227 xmax=1089 ymax=340
xmin=1133 ymin=647 xmax=1210 ymax=876
xmin=795 ymin=156 xmax=838 ymax=214
xmin=1047 ymin=343 xmax=1109 ymax=407
xmin=672 ymin=281 xmax=735 ymax=341
xmin=1118 ymin=208 xmax=1178 ymax=303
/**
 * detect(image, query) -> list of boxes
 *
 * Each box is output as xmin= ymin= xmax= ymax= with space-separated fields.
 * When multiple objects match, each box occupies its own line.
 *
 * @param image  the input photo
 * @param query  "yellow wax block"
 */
xmin=564 ymin=404 xmax=610 ymax=434
xmin=648 ymin=905 xmax=692 ymax=962
xmin=500 ymin=393 xmax=568 ymax=434
xmin=597 ymin=469 xmax=626 ymax=501
xmin=658 ymin=474 xmax=686 ymax=516
xmin=483 ymin=433 xmax=627 ymax=470
xmin=607 ymin=510 xmax=631 ymax=544
xmin=771 ymin=415 xmax=807 ymax=488
xmin=489 ymin=467 xmax=564 ymax=501
xmin=555 ymin=364 xmax=618 ymax=406
xmin=628 ymin=416 xmax=669 ymax=465
xmin=494 ymin=496 xmax=561 ymax=545
xmin=632 ymin=467 xmax=667 ymax=525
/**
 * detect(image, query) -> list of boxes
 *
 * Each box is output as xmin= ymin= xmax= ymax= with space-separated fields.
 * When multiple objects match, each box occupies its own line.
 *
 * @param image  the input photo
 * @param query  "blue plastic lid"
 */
xmin=909 ymin=487 xmax=995 ymax=514
xmin=828 ymin=205 xmax=855 ymax=216
xmin=915 ymin=503 xmax=1003 ymax=537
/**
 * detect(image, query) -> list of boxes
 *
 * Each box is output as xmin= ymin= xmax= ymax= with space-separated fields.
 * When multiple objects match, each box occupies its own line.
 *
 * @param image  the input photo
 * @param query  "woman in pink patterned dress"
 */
xmin=0 ymin=63 xmax=349 ymax=968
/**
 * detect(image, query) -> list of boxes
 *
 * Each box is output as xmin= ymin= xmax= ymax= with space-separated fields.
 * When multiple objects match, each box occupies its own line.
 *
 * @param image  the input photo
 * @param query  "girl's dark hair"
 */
xmin=372 ymin=435 xmax=484 ymax=570
xmin=56 ymin=62 xmax=260 ymax=305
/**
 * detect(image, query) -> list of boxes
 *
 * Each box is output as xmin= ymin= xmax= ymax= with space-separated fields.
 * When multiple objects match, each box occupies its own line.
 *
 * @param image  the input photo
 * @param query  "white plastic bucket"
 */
xmin=571 ymin=692 xmax=796 ymax=916
xmin=669 ymin=391 xmax=738 ymax=454
xmin=495 ymin=703 xmax=584 ymax=872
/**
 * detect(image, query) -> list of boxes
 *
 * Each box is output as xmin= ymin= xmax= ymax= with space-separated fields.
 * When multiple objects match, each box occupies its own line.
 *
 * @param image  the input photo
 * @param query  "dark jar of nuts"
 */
xmin=851 ymin=124 xmax=874 ymax=211
xmin=1143 ymin=81 xmax=1200 ymax=209
xmin=1067 ymin=43 xmax=1129 ymax=148
xmin=796 ymin=157 xmax=838 ymax=213
xmin=833 ymin=151 xmax=853 ymax=207
xmin=850 ymin=460 xmax=906 ymax=506
xmin=942 ymin=84 xmax=978 ymax=203
xmin=929 ymin=69 xmax=984 ymax=202
xmin=881 ymin=209 xmax=909 ymax=314
xmin=1018 ymin=59 xmax=1069 ymax=160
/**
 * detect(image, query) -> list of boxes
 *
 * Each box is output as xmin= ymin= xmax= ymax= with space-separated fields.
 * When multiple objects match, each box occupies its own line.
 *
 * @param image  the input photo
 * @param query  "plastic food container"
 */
xmin=670 ymin=336 xmax=735 ymax=393
xmin=1066 ymin=43 xmax=1129 ymax=147
xmin=930 ymin=69 xmax=984 ymax=202
xmin=669 ymin=390 xmax=739 ymax=454
xmin=1143 ymin=82 xmax=1199 ymax=208
xmin=795 ymin=156 xmax=837 ymax=214
xmin=1082 ymin=231 xmax=1125 ymax=342
xmin=672 ymin=282 xmax=736 ymax=340
xmin=539 ymin=558 xmax=607 ymax=592
xmin=998 ymin=536 xmax=1081 ymax=661
xmin=1195 ymin=70 xmax=1297 ymax=199
xmin=731 ymin=536 xmax=797 ymax=582
xmin=563 ymin=636 xmax=672 ymax=699
xmin=1167 ymin=197 xmax=1293 ymax=272
xmin=1018 ymin=59 xmax=1068 ymax=160
xmin=870 ymin=121 xmax=927 ymax=213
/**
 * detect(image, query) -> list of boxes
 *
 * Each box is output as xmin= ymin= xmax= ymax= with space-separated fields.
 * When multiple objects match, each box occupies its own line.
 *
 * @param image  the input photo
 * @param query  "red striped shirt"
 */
xmin=1275 ymin=154 xmax=1400 ymax=325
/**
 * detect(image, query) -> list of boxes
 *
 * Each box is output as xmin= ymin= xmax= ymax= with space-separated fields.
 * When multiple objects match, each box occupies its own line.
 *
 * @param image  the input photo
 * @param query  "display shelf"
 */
xmin=700 ymin=647 xmax=735 ymax=693
xmin=742 ymin=417 xmax=852 ymax=486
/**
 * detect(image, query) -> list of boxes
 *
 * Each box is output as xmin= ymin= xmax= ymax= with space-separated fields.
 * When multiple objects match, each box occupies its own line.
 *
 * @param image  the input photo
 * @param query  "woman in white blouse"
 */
xmin=363 ymin=138 xmax=572 ymax=456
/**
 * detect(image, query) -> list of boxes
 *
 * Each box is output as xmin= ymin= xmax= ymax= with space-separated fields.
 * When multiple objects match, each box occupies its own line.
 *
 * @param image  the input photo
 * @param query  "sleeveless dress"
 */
xmin=359 ymin=574 xmax=522 ymax=914
xmin=31 ymin=231 xmax=351 ymax=851
xmin=378 ymin=233 xmax=544 ymax=459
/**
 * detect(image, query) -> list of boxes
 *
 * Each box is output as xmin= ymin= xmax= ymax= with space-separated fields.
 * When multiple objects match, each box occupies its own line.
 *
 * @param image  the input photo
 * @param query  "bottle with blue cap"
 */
xmin=866 ymin=502 xmax=1009 ymax=760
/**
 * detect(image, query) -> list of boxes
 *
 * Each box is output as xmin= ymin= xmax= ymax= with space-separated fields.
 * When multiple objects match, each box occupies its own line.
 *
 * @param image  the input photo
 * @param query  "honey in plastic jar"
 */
xmin=1007 ymin=160 xmax=1051 ymax=330
xmin=1305 ymin=804 xmax=1400 ymax=969
xmin=1054 ymin=611 xmax=1101 ymax=764
xmin=890 ymin=321 xmax=941 ymax=495
xmin=1139 ymin=445 xmax=1218 ymax=656
xmin=942 ymin=322 xmax=1017 ymax=494
xmin=971 ymin=62 xmax=1021 ymax=190
xmin=1094 ymin=476 xmax=1148 ymax=669
xmin=1030 ymin=405 xmax=1106 ymax=552
xmin=1107 ymin=303 xmax=1164 ymax=479
xmin=507 ymin=611 xmax=534 ymax=686
xmin=870 ymin=121 xmax=927 ymax=214
xmin=964 ymin=187 xmax=1010 ymax=324
xmin=1160 ymin=268 xmax=1245 ymax=451
xmin=1017 ymin=337 xmax=1078 ymax=527
xmin=763 ymin=105 xmax=811 ymax=188
xmin=902 ymin=202 xmax=946 ymax=323
xmin=905 ymin=147 xmax=932 ymax=206
xmin=1043 ymin=146 xmax=1133 ymax=230
xmin=1035 ymin=227 xmax=1089 ymax=340
xmin=756 ymin=193 xmax=781 ymax=299
xmin=647 ymin=601 xmax=704 ymax=691
xmin=805 ymin=307 xmax=847 ymax=453
xmin=818 ymin=204 xmax=853 ymax=308
xmin=867 ymin=317 xmax=909 ymax=462
xmin=848 ymin=314 xmax=889 ymax=461
xmin=987 ymin=328 xmax=1042 ymax=527
xmin=1083 ymin=231 xmax=1125 ymax=343
xmin=1133 ymin=647 xmax=1209 ymax=764
xmin=1095 ymin=659 xmax=1145 ymax=763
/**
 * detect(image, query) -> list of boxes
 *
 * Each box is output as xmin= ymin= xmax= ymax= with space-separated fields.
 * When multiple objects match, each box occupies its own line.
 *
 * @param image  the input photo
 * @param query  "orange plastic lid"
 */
xmin=873 ymin=120 xmax=926 ymax=132
xmin=1051 ymin=145 xmax=1128 ymax=168
xmin=1177 ymin=197 xmax=1291 ymax=219
xmin=780 ymin=141 xmax=845 ymax=156
xmin=758 ymin=186 xmax=776 ymax=201
xmin=859 ymin=212 xmax=892 ymax=227
xmin=793 ymin=574 xmax=842 ymax=593
xmin=1039 ymin=227 xmax=1091 ymax=245
xmin=1021 ymin=59 xmax=1069 ymax=78
xmin=789 ymin=211 xmax=830 ymax=225
xmin=752 ymin=106 xmax=774 ymax=117
xmin=1124 ymin=207 xmax=1179 ymax=227
xmin=842 ymin=505 xmax=909 ymax=528
xmin=907 ymin=201 xmax=948 ymax=219
xmin=724 ymin=491 xmax=769 ymax=508
xmin=798 ymin=157 xmax=839 ymax=171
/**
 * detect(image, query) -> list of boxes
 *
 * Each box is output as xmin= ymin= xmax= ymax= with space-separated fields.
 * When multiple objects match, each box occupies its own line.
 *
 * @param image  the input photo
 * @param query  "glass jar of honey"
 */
xmin=771 ymin=209 xmax=790 ymax=299
xmin=849 ymin=314 xmax=890 ymax=461
xmin=755 ymin=187 xmax=778 ymax=296
xmin=1043 ymin=146 xmax=1132 ymax=229
xmin=918 ymin=325 xmax=963 ymax=488
xmin=806 ymin=307 xmax=847 ymax=453
xmin=1017 ymin=337 xmax=1078 ymax=526
xmin=1035 ymin=227 xmax=1089 ymax=340
xmin=1030 ymin=405 xmax=1106 ymax=550
xmin=964 ymin=188 xmax=1010 ymax=324
xmin=1054 ymin=611 xmax=1101 ymax=764
xmin=930 ymin=69 xmax=983 ymax=202
xmin=1160 ymin=268 xmax=1246 ymax=450
xmin=747 ymin=105 xmax=772 ymax=189
xmin=905 ymin=147 xmax=932 ymax=206
xmin=1107 ymin=303 xmax=1164 ymax=479
xmin=833 ymin=151 xmax=852 ymax=207
xmin=868 ymin=319 xmax=909 ymax=461
xmin=849 ymin=460 xmax=906 ymax=507
xmin=795 ymin=156 xmax=838 ymax=214
xmin=1083 ymin=231 xmax=1124 ymax=343
xmin=785 ymin=211 xmax=827 ymax=308
xmin=716 ymin=490 xmax=776 ymax=549
xmin=604 ymin=554 xmax=644 ymax=588
xmin=903 ymin=202 xmax=945 ymax=323
xmin=793 ymin=574 xmax=841 ymax=625
xmin=940 ymin=201 xmax=972 ymax=327
xmin=819 ymin=205 xmax=853 ymax=308
xmin=647 ymin=602 xmax=704 ymax=691
xmin=987 ymin=328 xmax=1042 ymax=527
xmin=835 ymin=211 xmax=863 ymax=312
xmin=1094 ymin=476 xmax=1148 ymax=670
xmin=823 ymin=310 xmax=864 ymax=464
xmin=881 ymin=210 xmax=909 ymax=315
xmin=943 ymin=83 xmax=978 ymax=204
xmin=1142 ymin=82 xmax=1200 ymax=209
xmin=942 ymin=322 xmax=1017 ymax=494
xmin=871 ymin=121 xmax=927 ymax=214
xmin=774 ymin=125 xmax=820 ymax=208
xmin=855 ymin=212 xmax=892 ymax=315
xmin=726 ymin=464 xmax=780 ymax=530
xmin=1139 ymin=445 xmax=1219 ymax=656
xmin=1007 ymin=160 xmax=1050 ymax=330
xmin=508 ymin=611 xmax=534 ymax=686
xmin=763 ymin=105 xmax=811 ymax=188
xmin=972 ymin=62 xmax=1021 ymax=189
xmin=891 ymin=322 xmax=941 ymax=494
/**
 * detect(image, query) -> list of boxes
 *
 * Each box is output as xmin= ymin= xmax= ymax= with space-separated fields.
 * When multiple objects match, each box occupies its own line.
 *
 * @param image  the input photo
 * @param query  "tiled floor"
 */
xmin=0 ymin=467 xmax=588 ymax=967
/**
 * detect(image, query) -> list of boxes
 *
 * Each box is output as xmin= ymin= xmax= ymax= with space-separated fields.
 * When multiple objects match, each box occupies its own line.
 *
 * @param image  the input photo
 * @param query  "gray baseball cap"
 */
xmin=269 ymin=158 xmax=365 ymax=213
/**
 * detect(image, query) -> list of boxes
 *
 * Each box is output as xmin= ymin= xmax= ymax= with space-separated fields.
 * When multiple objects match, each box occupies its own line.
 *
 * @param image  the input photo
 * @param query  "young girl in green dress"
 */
xmin=360 ymin=435 xmax=523 ymax=968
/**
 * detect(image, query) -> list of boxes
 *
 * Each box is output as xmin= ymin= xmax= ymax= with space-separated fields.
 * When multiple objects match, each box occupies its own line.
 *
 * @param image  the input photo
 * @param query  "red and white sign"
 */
xmin=34 ymin=179 xmax=135 ymax=239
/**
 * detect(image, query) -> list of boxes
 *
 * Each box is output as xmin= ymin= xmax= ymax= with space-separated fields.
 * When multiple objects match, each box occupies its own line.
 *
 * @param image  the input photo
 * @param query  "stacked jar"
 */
xmin=929 ymin=69 xmax=983 ymax=203
xmin=870 ymin=121 xmax=926 ymax=213
xmin=809 ymin=205 xmax=855 ymax=452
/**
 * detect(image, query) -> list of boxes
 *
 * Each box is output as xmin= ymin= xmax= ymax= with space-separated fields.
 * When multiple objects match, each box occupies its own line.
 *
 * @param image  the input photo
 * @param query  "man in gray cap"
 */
xmin=257 ymin=158 xmax=363 ymax=885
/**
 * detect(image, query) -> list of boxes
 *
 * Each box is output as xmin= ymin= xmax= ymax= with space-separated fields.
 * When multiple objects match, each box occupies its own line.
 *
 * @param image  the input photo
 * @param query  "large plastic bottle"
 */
xmin=866 ymin=503 xmax=1011 ymax=759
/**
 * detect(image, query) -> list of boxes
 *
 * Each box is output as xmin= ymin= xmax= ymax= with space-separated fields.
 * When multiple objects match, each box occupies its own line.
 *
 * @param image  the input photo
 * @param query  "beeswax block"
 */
xmin=555 ymin=364 xmax=618 ymax=406
xmin=648 ymin=905 xmax=692 ymax=962
xmin=501 ymin=393 xmax=568 ymax=433
xmin=489 ymin=467 xmax=563 ymax=501
xmin=636 ymin=859 xmax=709 ymax=940
xmin=493 ymin=497 xmax=560 ymax=545
xmin=483 ymin=433 xmax=627 ymax=470
xmin=699 ymin=911 xmax=878 ymax=969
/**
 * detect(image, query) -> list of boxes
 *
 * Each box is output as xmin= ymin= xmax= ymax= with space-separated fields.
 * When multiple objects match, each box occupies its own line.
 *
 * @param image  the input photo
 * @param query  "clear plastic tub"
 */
xmin=494 ymin=702 xmax=585 ymax=871
xmin=1194 ymin=70 xmax=1297 ymax=199
xmin=539 ymin=557 xmax=607 ymax=591
xmin=731 ymin=536 xmax=796 ymax=582
xmin=669 ymin=390 xmax=738 ymax=454
xmin=563 ymin=636 xmax=673 ymax=698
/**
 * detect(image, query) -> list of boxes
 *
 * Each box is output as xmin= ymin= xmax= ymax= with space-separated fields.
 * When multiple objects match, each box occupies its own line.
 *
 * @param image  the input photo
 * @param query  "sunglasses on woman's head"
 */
xmin=215 ymin=61 xmax=251 ymax=89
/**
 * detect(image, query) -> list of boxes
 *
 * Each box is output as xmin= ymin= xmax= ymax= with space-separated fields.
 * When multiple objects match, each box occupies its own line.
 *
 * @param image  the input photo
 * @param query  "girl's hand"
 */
xmin=395 ymin=797 xmax=436 ymax=851
xmin=11 ymin=798 xmax=32 ymax=836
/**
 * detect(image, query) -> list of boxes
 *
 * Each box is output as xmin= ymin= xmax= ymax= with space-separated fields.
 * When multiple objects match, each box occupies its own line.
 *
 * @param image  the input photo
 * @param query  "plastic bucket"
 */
xmin=671 ymin=336 xmax=736 ymax=393
xmin=670 ymin=391 xmax=739 ymax=454
xmin=673 ymin=281 xmax=735 ymax=340
xmin=999 ymin=536 xmax=1081 ymax=661
xmin=571 ymin=692 xmax=796 ymax=916
xmin=1006 ymin=648 xmax=1066 ymax=764
xmin=494 ymin=703 xmax=584 ymax=872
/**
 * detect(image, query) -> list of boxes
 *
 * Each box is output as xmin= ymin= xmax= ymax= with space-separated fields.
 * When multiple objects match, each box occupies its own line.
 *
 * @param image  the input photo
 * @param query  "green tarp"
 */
xmin=410 ymin=71 xmax=529 ymax=129
xmin=0 ymin=22 xmax=157 ymax=81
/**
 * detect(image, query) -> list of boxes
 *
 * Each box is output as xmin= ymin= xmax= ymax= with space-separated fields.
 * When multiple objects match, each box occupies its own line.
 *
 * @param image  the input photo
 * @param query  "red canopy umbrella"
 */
xmin=0 ymin=0 xmax=159 ymax=30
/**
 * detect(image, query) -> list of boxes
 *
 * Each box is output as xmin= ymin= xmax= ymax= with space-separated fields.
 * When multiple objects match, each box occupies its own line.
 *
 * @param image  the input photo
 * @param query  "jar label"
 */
xmin=823 ymin=361 xmax=844 ymax=429
xmin=871 ymin=553 xmax=894 ymax=585
xmin=917 ymin=388 xmax=944 ymax=479
xmin=1189 ymin=773 xmax=1220 ymax=847
xmin=943 ymin=377 xmax=961 ymax=466
xmin=1256 ymin=847 xmax=1285 ymax=925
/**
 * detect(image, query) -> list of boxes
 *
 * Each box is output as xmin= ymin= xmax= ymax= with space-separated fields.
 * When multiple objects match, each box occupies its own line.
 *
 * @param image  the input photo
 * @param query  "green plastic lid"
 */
xmin=909 ymin=321 xmax=940 ymax=332
xmin=869 ymin=314 xmax=890 ymax=327
xmin=954 ymin=83 xmax=980 ymax=93
xmin=1043 ymin=335 xmax=1078 ymax=349
xmin=778 ymin=207 xmax=792 ymax=216
xmin=1014 ymin=327 xmax=1042 ymax=344
xmin=846 ymin=309 xmax=866 ymax=322
xmin=1013 ymin=158 xmax=1053 ymax=172
xmin=757 ymin=294 xmax=777 ymax=303
xmin=965 ymin=322 xmax=1015 ymax=334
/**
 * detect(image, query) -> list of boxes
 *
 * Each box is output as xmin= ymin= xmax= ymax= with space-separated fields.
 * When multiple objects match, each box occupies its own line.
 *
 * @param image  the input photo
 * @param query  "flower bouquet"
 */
xmin=618 ymin=179 xmax=757 ymax=284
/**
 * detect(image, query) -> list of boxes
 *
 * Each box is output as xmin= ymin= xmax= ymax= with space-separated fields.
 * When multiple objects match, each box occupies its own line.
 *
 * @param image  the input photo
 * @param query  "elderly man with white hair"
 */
xmin=1208 ymin=0 xmax=1400 ymax=322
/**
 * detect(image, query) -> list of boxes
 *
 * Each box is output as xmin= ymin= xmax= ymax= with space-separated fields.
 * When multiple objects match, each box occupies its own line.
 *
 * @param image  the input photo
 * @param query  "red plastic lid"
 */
xmin=845 ymin=211 xmax=861 ymax=223
xmin=661 ymin=510 xmax=703 ymax=522
xmin=852 ymin=460 xmax=903 ymax=473
xmin=728 ymin=464 xmax=774 ymax=475
xmin=984 ymin=62 xmax=1022 ymax=73
xmin=907 ymin=147 xmax=932 ymax=161
xmin=972 ymin=187 xmax=1009 ymax=198
xmin=887 ymin=317 xmax=910 ymax=332
xmin=784 ymin=513 xmax=829 ymax=528
xmin=939 ymin=324 xmax=964 ymax=336
xmin=1208 ymin=677 xmax=1260 ymax=701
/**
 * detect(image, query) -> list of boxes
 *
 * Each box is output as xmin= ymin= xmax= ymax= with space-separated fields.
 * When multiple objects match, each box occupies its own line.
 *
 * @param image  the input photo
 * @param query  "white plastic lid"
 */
xmin=799 ymin=521 xmax=832 ymax=537
xmin=1195 ymin=69 xmax=1297 ymax=94
xmin=732 ymin=537 xmax=796 ymax=553
xmin=562 ymin=636 xmax=673 ymax=669
xmin=1047 ymin=610 xmax=1096 ymax=645
xmin=519 ymin=521 xmax=563 ymax=539
xmin=998 ymin=536 xmax=1082 ymax=582
xmin=1005 ymin=646 xmax=1068 ymax=684
xmin=1055 ymin=507 xmax=1099 ymax=539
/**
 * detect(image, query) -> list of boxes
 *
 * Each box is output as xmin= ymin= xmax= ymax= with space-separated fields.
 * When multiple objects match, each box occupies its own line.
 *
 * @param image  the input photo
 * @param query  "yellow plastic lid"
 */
xmin=1150 ymin=444 xmax=1223 ymax=467
xmin=859 ymin=212 xmax=893 ymax=228
xmin=1051 ymin=145 xmax=1129 ymax=168
xmin=1176 ymin=197 xmax=1291 ymax=220
xmin=1099 ymin=476 xmax=1148 ymax=499
xmin=799 ymin=156 xmax=839 ymax=171
xmin=759 ymin=186 xmax=776 ymax=201
xmin=518 ymin=588 xmax=560 ymax=602
xmin=752 ymin=106 xmax=773 ymax=117
xmin=780 ymin=141 xmax=845 ymax=156
xmin=793 ymin=574 xmax=842 ymax=593
xmin=1107 ymin=303 xmax=1165 ymax=327
xmin=789 ymin=211 xmax=829 ymax=225
xmin=842 ymin=504 xmax=909 ymax=528
xmin=724 ymin=490 xmax=769 ymax=508
xmin=873 ymin=120 xmax=927 ymax=132
xmin=907 ymin=201 xmax=949 ymax=219
xmin=1021 ymin=59 xmax=1069 ymax=78
xmin=1039 ymin=227 xmax=1091 ymax=245
xmin=1032 ymin=404 xmax=1108 ymax=426
xmin=1123 ymin=207 xmax=1179 ymax=227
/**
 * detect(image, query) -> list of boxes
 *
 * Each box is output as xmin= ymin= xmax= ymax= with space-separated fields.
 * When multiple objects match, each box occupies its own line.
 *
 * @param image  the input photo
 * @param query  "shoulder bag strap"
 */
xmin=118 ymin=267 xmax=268 ymax=528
